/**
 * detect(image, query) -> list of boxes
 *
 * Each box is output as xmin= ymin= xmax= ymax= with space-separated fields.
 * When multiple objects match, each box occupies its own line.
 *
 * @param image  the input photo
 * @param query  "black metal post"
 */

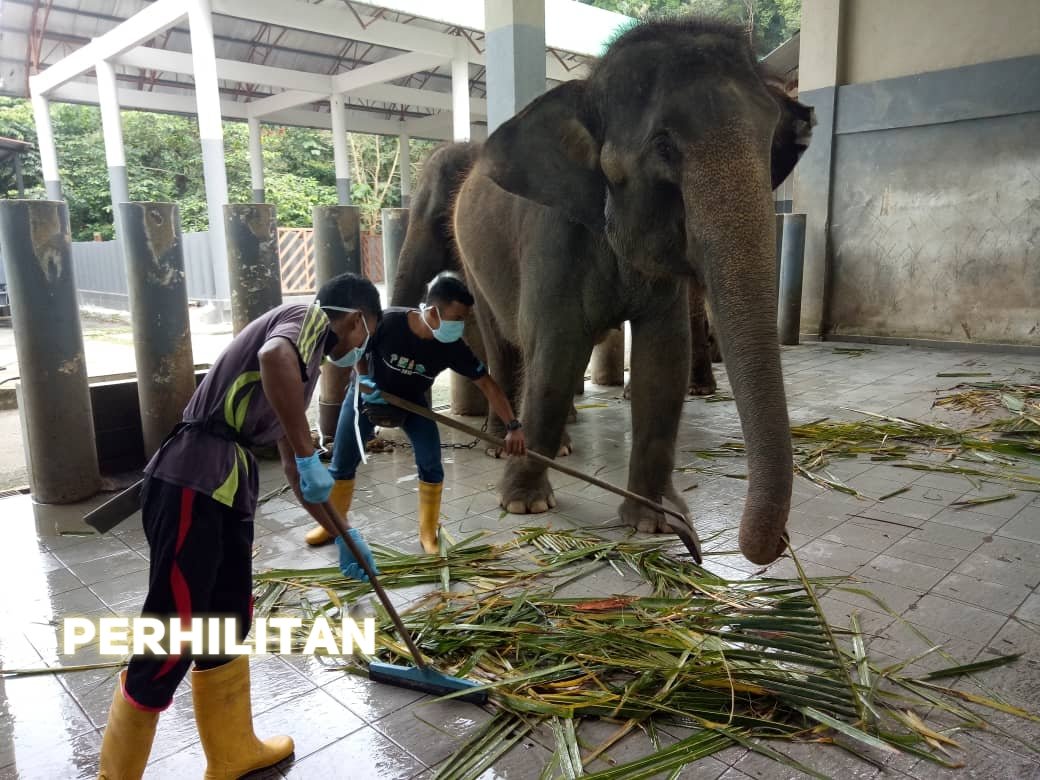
xmin=777 ymin=213 xmax=807 ymax=346
xmin=0 ymin=200 xmax=101 ymax=502
xmin=312 ymin=205 xmax=362 ymax=440
xmin=119 ymin=202 xmax=196 ymax=457
xmin=224 ymin=203 xmax=282 ymax=335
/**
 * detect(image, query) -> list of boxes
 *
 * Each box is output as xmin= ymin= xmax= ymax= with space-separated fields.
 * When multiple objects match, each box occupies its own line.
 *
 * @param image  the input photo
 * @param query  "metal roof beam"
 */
xmin=45 ymin=79 xmax=452 ymax=139
xmin=247 ymin=50 xmax=445 ymax=117
xmin=29 ymin=0 xmax=187 ymax=95
xmin=115 ymin=46 xmax=333 ymax=95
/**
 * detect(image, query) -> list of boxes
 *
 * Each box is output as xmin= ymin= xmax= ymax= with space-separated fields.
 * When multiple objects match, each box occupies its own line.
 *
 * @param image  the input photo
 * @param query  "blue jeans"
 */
xmin=329 ymin=385 xmax=444 ymax=484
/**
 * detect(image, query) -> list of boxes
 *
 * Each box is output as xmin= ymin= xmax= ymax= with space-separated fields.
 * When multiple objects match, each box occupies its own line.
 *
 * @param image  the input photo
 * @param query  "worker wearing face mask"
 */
xmin=97 ymin=274 xmax=381 ymax=780
xmin=304 ymin=271 xmax=526 ymax=557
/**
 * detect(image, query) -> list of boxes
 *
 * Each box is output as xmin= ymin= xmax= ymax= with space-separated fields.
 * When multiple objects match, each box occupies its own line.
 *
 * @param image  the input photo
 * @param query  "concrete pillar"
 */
xmin=224 ymin=204 xmax=282 ymax=334
xmin=30 ymin=93 xmax=62 ymax=201
xmin=330 ymin=93 xmax=351 ymax=204
xmin=0 ymin=200 xmax=100 ymax=502
xmin=96 ymin=60 xmax=129 ymax=239
xmin=793 ymin=0 xmax=844 ymax=337
xmin=778 ymin=214 xmax=807 ymax=346
xmin=188 ymin=0 xmax=231 ymax=302
xmin=13 ymin=154 xmax=25 ymax=197
xmin=484 ymin=0 xmax=546 ymax=132
xmin=120 ymin=203 xmax=196 ymax=457
xmin=398 ymin=129 xmax=411 ymax=207
xmin=313 ymin=205 xmax=362 ymax=438
xmin=248 ymin=117 xmax=265 ymax=203
xmin=381 ymin=208 xmax=409 ymax=302
xmin=591 ymin=329 xmax=625 ymax=386
xmin=451 ymin=56 xmax=472 ymax=141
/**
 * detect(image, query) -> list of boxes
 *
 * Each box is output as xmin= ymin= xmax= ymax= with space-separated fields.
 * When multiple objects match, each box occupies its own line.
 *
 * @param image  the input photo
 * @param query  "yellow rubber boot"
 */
xmin=418 ymin=480 xmax=443 ymax=554
xmin=191 ymin=655 xmax=294 ymax=780
xmin=304 ymin=479 xmax=355 ymax=546
xmin=97 ymin=671 xmax=159 ymax=780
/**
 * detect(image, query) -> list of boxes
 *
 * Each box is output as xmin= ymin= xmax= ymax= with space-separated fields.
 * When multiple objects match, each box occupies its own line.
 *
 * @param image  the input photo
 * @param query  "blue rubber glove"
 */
xmin=294 ymin=452 xmax=333 ymax=503
xmin=335 ymin=528 xmax=380 ymax=582
xmin=359 ymin=375 xmax=385 ymax=405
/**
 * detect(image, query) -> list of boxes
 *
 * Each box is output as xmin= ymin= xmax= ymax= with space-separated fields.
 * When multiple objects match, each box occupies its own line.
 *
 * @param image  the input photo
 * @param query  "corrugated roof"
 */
xmin=0 ymin=0 xmax=627 ymax=137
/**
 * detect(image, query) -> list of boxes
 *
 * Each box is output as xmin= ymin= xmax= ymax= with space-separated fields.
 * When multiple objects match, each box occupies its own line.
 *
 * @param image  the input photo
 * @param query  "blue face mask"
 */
xmin=321 ymin=304 xmax=370 ymax=367
xmin=420 ymin=303 xmax=465 ymax=343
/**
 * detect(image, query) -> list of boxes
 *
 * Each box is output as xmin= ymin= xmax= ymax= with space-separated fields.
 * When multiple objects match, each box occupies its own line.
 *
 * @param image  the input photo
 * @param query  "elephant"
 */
xmin=448 ymin=17 xmax=813 ymax=565
xmin=390 ymin=143 xmax=724 ymax=424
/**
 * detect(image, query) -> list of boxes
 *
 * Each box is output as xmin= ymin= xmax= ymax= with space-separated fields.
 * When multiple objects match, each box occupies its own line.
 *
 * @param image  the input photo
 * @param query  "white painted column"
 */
xmin=30 ymin=92 xmax=62 ymax=200
xmin=247 ymin=116 xmax=265 ymax=203
xmin=398 ymin=128 xmax=411 ymax=207
xmin=330 ymin=93 xmax=351 ymax=204
xmin=96 ymin=59 xmax=130 ymax=237
xmin=451 ymin=56 xmax=472 ymax=142
xmin=188 ymin=0 xmax=230 ymax=301
xmin=484 ymin=0 xmax=546 ymax=132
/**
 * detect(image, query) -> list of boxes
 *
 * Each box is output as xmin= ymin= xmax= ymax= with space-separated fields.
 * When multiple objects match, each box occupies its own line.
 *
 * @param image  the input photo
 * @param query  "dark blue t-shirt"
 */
xmin=368 ymin=308 xmax=486 ymax=405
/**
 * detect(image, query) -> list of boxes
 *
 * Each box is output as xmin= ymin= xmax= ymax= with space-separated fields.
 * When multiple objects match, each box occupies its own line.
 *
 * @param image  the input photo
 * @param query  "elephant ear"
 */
xmin=767 ymin=84 xmax=815 ymax=189
xmin=481 ymin=80 xmax=606 ymax=230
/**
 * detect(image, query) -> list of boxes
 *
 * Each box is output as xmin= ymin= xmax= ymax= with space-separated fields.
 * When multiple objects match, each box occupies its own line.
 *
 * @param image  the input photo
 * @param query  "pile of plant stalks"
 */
xmin=933 ymin=380 xmax=1040 ymax=416
xmin=680 ymin=402 xmax=1040 ymax=500
xmin=253 ymin=528 xmax=1034 ymax=779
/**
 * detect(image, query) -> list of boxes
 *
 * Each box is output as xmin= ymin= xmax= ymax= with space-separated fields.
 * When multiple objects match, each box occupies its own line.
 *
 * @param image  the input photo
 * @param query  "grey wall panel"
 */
xmin=827 ymin=111 xmax=1040 ymax=344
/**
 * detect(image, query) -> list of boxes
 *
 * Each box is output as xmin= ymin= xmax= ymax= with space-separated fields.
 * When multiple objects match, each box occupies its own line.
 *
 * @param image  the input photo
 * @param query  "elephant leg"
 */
xmin=622 ymin=294 xmax=692 ymax=534
xmin=500 ymin=336 xmax=593 ymax=514
xmin=688 ymin=284 xmax=717 ymax=396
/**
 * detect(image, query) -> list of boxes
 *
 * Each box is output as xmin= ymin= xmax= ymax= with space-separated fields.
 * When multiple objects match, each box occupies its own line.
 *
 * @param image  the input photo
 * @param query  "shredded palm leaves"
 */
xmin=252 ymin=529 xmax=1034 ymax=778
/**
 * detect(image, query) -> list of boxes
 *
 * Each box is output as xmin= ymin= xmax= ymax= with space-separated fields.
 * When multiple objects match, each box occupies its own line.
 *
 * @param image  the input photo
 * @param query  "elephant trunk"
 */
xmin=683 ymin=130 xmax=793 ymax=565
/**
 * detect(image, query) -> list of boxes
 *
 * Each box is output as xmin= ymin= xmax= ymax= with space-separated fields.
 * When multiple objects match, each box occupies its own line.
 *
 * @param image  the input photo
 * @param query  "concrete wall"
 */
xmin=795 ymin=0 xmax=1040 ymax=346
xmin=841 ymin=0 xmax=1040 ymax=85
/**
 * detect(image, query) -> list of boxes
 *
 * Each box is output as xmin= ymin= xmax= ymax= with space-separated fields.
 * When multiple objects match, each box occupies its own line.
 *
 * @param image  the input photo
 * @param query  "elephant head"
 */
xmin=479 ymin=18 xmax=813 ymax=564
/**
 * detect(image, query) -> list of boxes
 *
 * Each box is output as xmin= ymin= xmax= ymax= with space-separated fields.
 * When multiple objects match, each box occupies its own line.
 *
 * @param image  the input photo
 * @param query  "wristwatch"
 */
xmin=506 ymin=419 xmax=522 ymax=432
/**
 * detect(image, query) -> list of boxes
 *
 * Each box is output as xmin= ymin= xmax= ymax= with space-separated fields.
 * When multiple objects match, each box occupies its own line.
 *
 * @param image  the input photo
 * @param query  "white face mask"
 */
xmin=320 ymin=304 xmax=370 ymax=367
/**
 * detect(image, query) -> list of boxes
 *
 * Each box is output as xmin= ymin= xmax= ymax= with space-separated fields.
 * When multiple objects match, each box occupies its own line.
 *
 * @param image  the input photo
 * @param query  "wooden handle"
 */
xmin=317 ymin=501 xmax=429 ymax=669
xmin=376 ymin=390 xmax=702 ymax=563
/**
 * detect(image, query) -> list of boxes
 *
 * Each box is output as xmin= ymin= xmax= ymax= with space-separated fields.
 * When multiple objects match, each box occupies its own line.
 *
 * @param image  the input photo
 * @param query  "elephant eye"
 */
xmin=652 ymin=131 xmax=679 ymax=165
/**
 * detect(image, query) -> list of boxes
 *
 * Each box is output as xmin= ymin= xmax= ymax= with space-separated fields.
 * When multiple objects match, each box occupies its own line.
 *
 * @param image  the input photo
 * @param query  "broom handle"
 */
xmin=376 ymin=390 xmax=693 ymax=532
xmin=317 ymin=501 xmax=429 ymax=671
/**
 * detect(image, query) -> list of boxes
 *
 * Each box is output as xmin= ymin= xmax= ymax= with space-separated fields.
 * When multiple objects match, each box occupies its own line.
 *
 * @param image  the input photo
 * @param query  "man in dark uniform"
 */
xmin=304 ymin=272 xmax=525 ymax=556
xmin=97 ymin=273 xmax=381 ymax=780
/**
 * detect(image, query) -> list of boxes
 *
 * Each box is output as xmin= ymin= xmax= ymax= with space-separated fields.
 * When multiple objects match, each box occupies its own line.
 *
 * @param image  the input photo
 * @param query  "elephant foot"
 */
xmin=500 ymin=471 xmax=556 ymax=514
xmin=567 ymin=403 xmax=578 ymax=424
xmin=619 ymin=497 xmax=673 ymax=534
xmin=557 ymin=431 xmax=573 ymax=458
xmin=709 ymin=337 xmax=723 ymax=364
xmin=688 ymin=378 xmax=718 ymax=396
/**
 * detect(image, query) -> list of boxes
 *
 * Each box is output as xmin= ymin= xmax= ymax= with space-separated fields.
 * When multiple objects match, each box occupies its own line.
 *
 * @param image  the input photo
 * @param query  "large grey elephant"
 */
xmin=390 ymin=144 xmax=723 ymax=413
xmin=449 ymin=17 xmax=813 ymax=565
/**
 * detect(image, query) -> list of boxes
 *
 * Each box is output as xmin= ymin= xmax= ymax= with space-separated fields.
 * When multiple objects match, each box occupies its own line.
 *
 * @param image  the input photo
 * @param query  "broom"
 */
xmin=314 ymin=500 xmax=489 ymax=705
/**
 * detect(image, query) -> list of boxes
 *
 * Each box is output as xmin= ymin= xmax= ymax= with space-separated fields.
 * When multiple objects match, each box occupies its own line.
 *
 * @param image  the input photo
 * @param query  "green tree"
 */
xmin=583 ymin=0 xmax=800 ymax=55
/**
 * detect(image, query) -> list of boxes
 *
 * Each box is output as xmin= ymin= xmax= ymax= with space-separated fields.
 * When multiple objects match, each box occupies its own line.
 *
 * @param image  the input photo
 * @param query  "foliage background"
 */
xmin=0 ymin=0 xmax=798 ymax=240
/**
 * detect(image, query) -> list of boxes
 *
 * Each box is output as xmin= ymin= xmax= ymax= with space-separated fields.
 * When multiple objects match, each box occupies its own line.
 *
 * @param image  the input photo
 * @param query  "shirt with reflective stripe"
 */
xmin=145 ymin=303 xmax=329 ymax=514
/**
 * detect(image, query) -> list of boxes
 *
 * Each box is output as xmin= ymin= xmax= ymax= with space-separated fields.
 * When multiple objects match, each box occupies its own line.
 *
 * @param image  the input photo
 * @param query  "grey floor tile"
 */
xmin=929 ymin=507 xmax=1008 ymax=535
xmin=820 ymin=518 xmax=910 ymax=552
xmin=372 ymin=699 xmax=493 ymax=768
xmin=282 ymin=725 xmax=424 ymax=779
xmin=252 ymin=687 xmax=365 ymax=761
xmin=954 ymin=551 xmax=1040 ymax=589
xmin=857 ymin=554 xmax=947 ymax=591
xmin=902 ymin=594 xmax=1009 ymax=647
xmin=322 ymin=669 xmax=426 ymax=723
xmin=932 ymin=572 xmax=1031 ymax=615
xmin=907 ymin=522 xmax=988 ymax=552
xmin=882 ymin=536 xmax=972 ymax=571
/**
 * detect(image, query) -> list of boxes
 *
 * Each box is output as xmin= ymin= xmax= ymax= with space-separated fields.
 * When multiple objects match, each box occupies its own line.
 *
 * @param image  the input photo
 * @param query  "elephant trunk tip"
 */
xmin=738 ymin=499 xmax=791 ymax=565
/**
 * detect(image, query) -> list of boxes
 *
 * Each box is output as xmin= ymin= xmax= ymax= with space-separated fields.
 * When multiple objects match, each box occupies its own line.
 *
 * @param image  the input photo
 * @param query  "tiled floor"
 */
xmin=1 ymin=340 xmax=1039 ymax=779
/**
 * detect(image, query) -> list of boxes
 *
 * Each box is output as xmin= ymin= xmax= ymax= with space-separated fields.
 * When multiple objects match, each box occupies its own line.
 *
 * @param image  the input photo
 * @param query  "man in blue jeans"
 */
xmin=305 ymin=272 xmax=526 ymax=555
